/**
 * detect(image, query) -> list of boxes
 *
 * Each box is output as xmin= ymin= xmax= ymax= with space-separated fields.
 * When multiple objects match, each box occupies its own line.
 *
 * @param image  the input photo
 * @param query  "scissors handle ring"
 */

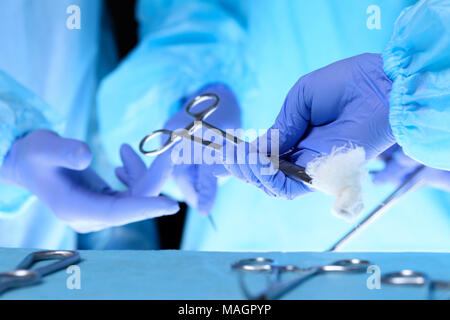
xmin=0 ymin=250 xmax=81 ymax=295
xmin=29 ymin=250 xmax=78 ymax=261
xmin=231 ymin=257 xmax=275 ymax=272
xmin=16 ymin=250 xmax=81 ymax=276
xmin=231 ymin=257 xmax=300 ymax=273
xmin=0 ymin=269 xmax=38 ymax=280
xmin=381 ymin=270 xmax=427 ymax=286
xmin=321 ymin=259 xmax=371 ymax=272
xmin=0 ymin=269 xmax=41 ymax=294
xmin=139 ymin=129 xmax=175 ymax=156
xmin=185 ymin=94 xmax=219 ymax=120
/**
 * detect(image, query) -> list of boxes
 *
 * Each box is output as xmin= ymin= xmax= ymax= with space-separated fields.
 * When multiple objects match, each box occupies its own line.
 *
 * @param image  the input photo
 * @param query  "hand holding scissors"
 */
xmin=139 ymin=94 xmax=312 ymax=184
xmin=140 ymin=93 xmax=313 ymax=229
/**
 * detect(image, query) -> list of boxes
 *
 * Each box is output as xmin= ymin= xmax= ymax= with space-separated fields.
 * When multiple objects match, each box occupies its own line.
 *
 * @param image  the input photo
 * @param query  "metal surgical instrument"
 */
xmin=0 ymin=250 xmax=81 ymax=296
xmin=328 ymin=165 xmax=426 ymax=251
xmin=139 ymin=93 xmax=313 ymax=229
xmin=139 ymin=93 xmax=312 ymax=183
xmin=382 ymin=270 xmax=450 ymax=300
xmin=231 ymin=257 xmax=370 ymax=300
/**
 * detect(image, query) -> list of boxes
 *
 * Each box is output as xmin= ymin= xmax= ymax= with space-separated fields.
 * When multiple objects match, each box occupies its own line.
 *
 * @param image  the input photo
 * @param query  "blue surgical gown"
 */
xmin=0 ymin=0 xmax=104 ymax=249
xmin=0 ymin=0 xmax=161 ymax=250
xmin=97 ymin=0 xmax=450 ymax=252
xmin=3 ymin=0 xmax=447 ymax=251
xmin=383 ymin=0 xmax=450 ymax=170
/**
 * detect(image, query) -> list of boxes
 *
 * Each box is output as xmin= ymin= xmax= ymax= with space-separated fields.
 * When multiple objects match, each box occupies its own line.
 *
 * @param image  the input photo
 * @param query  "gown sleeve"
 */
xmin=96 ymin=0 xmax=253 ymax=165
xmin=0 ymin=70 xmax=62 ymax=165
xmin=383 ymin=0 xmax=450 ymax=170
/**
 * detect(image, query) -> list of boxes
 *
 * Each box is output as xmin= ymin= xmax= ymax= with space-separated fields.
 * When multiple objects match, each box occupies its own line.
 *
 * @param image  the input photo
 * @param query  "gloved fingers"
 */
xmin=376 ymin=144 xmax=401 ymax=162
xmin=371 ymin=159 xmax=408 ymax=185
xmin=105 ymin=195 xmax=179 ymax=227
xmin=223 ymin=161 xmax=278 ymax=197
xmin=222 ymin=142 xmax=254 ymax=181
xmin=249 ymin=154 xmax=310 ymax=200
xmin=373 ymin=163 xmax=450 ymax=192
xmin=195 ymin=165 xmax=218 ymax=216
xmin=173 ymin=164 xmax=200 ymax=209
xmin=240 ymin=161 xmax=279 ymax=197
xmin=194 ymin=83 xmax=242 ymax=130
xmin=30 ymin=130 xmax=92 ymax=170
xmin=394 ymin=150 xmax=422 ymax=168
xmin=249 ymin=161 xmax=309 ymax=200
xmin=171 ymin=163 xmax=219 ymax=215
xmin=49 ymin=168 xmax=180 ymax=233
xmin=222 ymin=144 xmax=280 ymax=197
xmin=223 ymin=162 xmax=250 ymax=183
xmin=371 ymin=146 xmax=422 ymax=185
xmin=115 ymin=167 xmax=131 ymax=187
xmin=232 ymin=153 xmax=268 ymax=188
xmin=237 ymin=162 xmax=261 ymax=186
xmin=426 ymin=168 xmax=450 ymax=192
xmin=118 ymin=144 xmax=146 ymax=183
xmin=210 ymin=163 xmax=230 ymax=178
xmin=262 ymin=79 xmax=311 ymax=155
xmin=133 ymin=150 xmax=174 ymax=197
xmin=290 ymin=148 xmax=322 ymax=169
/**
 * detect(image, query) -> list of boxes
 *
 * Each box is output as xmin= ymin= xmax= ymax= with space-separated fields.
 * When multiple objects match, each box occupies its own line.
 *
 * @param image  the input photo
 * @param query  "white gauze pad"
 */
xmin=305 ymin=146 xmax=367 ymax=221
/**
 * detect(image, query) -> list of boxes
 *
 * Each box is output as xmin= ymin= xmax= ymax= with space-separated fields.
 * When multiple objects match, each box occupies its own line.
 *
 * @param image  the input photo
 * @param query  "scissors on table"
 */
xmin=139 ymin=94 xmax=313 ymax=229
xmin=0 ymin=250 xmax=81 ymax=296
xmin=382 ymin=270 xmax=450 ymax=300
xmin=231 ymin=257 xmax=370 ymax=300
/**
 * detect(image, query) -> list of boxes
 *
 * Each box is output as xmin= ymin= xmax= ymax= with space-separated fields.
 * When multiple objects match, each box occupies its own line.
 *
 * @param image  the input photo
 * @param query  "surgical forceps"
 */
xmin=382 ymin=270 xmax=450 ymax=300
xmin=139 ymin=93 xmax=312 ymax=183
xmin=139 ymin=94 xmax=313 ymax=228
xmin=231 ymin=257 xmax=370 ymax=300
xmin=0 ymin=250 xmax=81 ymax=296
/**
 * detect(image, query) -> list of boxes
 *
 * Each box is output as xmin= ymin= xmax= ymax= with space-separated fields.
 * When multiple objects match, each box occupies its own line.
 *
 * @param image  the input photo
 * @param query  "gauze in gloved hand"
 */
xmin=0 ymin=130 xmax=179 ymax=233
xmin=225 ymin=53 xmax=395 ymax=220
xmin=304 ymin=145 xmax=367 ymax=220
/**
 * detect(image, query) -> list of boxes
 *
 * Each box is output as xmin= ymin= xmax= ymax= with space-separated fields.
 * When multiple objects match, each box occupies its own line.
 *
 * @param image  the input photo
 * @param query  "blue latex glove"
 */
xmin=225 ymin=53 xmax=395 ymax=199
xmin=116 ymin=143 xmax=175 ymax=197
xmin=152 ymin=83 xmax=241 ymax=216
xmin=372 ymin=144 xmax=450 ymax=192
xmin=0 ymin=130 xmax=179 ymax=233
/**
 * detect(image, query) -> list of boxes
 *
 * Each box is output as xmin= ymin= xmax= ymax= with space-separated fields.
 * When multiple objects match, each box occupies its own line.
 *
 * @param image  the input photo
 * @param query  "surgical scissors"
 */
xmin=231 ymin=257 xmax=370 ymax=300
xmin=139 ymin=94 xmax=312 ymax=230
xmin=382 ymin=270 xmax=450 ymax=300
xmin=139 ymin=93 xmax=312 ymax=184
xmin=0 ymin=250 xmax=81 ymax=296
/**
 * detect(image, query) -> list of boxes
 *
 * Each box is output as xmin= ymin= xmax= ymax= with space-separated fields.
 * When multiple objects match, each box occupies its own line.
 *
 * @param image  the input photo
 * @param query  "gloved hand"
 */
xmin=0 ymin=130 xmax=179 ymax=233
xmin=225 ymin=53 xmax=395 ymax=199
xmin=151 ymin=83 xmax=241 ymax=215
xmin=115 ymin=143 xmax=175 ymax=197
xmin=372 ymin=144 xmax=450 ymax=192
